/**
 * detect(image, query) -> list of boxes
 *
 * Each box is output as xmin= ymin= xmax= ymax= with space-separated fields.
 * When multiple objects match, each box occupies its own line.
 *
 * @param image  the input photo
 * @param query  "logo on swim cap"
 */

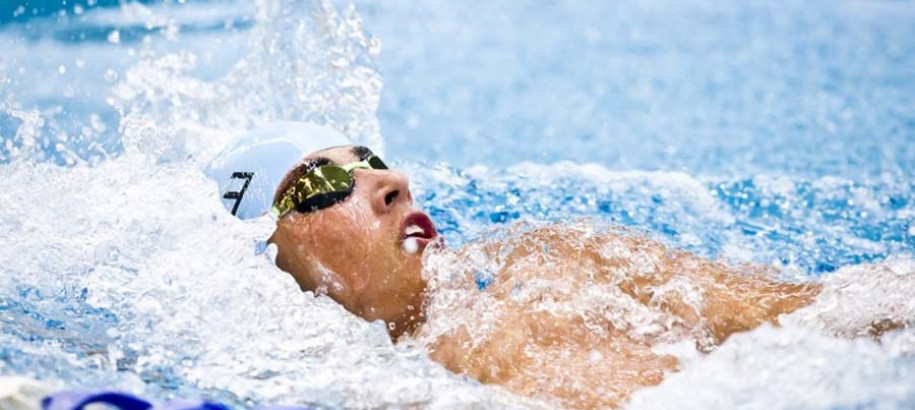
xmin=205 ymin=121 xmax=352 ymax=220
xmin=222 ymin=172 xmax=254 ymax=216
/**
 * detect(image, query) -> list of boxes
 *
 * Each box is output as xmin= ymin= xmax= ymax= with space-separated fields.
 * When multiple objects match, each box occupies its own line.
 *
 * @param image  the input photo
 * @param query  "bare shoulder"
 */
xmin=419 ymin=222 xmax=683 ymax=408
xmin=416 ymin=220 xmax=822 ymax=408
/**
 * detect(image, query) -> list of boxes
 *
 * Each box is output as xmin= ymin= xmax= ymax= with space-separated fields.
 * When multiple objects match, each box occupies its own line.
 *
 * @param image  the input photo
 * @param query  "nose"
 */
xmin=360 ymin=169 xmax=413 ymax=214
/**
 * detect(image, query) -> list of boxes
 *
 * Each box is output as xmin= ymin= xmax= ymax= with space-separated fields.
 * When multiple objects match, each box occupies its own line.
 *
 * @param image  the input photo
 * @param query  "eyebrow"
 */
xmin=291 ymin=146 xmax=374 ymax=180
xmin=298 ymin=156 xmax=332 ymax=176
xmin=351 ymin=146 xmax=374 ymax=161
xmin=293 ymin=145 xmax=375 ymax=179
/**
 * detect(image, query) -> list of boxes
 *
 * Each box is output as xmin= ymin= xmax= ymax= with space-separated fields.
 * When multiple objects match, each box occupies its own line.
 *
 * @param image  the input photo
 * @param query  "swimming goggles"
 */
xmin=271 ymin=156 xmax=388 ymax=219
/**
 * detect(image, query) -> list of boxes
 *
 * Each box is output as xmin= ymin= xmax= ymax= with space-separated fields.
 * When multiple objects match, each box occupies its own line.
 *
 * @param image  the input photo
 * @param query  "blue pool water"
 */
xmin=1 ymin=0 xmax=914 ymax=408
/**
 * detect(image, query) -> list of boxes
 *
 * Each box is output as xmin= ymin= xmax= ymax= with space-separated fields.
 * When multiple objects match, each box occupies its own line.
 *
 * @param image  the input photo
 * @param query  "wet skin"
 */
xmin=270 ymin=146 xmax=433 ymax=339
xmin=416 ymin=225 xmax=820 ymax=408
xmin=269 ymin=146 xmax=821 ymax=408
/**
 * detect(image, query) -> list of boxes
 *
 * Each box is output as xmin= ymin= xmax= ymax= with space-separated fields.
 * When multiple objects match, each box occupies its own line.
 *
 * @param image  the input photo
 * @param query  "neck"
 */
xmin=386 ymin=294 xmax=428 ymax=341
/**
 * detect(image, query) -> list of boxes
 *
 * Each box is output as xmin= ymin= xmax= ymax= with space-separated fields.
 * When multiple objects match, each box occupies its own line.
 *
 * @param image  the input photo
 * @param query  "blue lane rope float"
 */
xmin=40 ymin=389 xmax=313 ymax=410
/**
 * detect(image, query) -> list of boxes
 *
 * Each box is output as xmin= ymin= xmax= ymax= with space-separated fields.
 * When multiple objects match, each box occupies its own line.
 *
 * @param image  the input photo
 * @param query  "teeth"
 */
xmin=405 ymin=224 xmax=423 ymax=236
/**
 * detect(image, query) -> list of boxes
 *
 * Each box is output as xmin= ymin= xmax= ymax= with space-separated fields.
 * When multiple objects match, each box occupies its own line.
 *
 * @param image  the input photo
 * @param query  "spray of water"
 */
xmin=0 ymin=0 xmax=543 ymax=407
xmin=111 ymin=0 xmax=384 ymax=165
xmin=2 ymin=0 xmax=914 ymax=408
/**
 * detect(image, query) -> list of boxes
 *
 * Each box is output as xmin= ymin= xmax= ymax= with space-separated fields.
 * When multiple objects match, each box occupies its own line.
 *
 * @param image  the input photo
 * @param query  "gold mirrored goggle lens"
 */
xmin=272 ymin=155 xmax=388 ymax=218
xmin=300 ymin=165 xmax=353 ymax=200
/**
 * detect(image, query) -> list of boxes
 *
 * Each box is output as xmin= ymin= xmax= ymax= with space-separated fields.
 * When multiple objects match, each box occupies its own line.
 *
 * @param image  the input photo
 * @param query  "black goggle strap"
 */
xmin=271 ymin=156 xmax=388 ymax=219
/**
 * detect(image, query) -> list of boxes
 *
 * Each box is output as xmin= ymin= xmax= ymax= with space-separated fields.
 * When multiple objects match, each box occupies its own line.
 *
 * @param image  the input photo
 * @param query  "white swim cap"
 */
xmin=205 ymin=121 xmax=352 ymax=220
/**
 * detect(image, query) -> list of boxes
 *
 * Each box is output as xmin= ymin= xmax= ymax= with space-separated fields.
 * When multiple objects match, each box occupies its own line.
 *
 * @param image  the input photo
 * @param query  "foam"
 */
xmin=627 ymin=325 xmax=915 ymax=410
xmin=0 ymin=156 xmax=544 ymax=409
xmin=781 ymin=258 xmax=915 ymax=338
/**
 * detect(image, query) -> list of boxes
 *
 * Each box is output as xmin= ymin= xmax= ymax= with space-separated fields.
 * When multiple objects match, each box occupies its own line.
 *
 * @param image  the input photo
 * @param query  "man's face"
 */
xmin=270 ymin=146 xmax=437 ymax=337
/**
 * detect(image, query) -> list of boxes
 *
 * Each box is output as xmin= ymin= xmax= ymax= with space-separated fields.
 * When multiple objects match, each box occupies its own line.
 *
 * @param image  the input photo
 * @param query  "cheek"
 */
xmin=305 ymin=200 xmax=393 ymax=270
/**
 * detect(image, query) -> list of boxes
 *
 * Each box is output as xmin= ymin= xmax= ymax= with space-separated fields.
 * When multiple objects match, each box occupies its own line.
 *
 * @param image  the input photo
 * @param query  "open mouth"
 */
xmin=401 ymin=211 xmax=438 ymax=244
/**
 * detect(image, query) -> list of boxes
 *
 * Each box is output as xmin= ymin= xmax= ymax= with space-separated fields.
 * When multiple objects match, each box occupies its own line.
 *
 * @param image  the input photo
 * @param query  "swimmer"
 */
xmin=208 ymin=122 xmax=906 ymax=409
